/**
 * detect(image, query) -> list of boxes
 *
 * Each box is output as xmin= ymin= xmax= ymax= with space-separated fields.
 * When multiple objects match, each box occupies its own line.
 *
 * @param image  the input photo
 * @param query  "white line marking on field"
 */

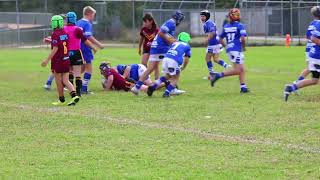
xmin=2 ymin=102 xmax=320 ymax=154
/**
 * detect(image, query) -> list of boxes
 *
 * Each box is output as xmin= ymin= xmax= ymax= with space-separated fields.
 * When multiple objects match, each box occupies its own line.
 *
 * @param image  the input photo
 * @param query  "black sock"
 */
xmin=75 ymin=77 xmax=82 ymax=96
xmin=59 ymin=96 xmax=65 ymax=103
xmin=69 ymin=74 xmax=74 ymax=85
xmin=70 ymin=91 xmax=77 ymax=98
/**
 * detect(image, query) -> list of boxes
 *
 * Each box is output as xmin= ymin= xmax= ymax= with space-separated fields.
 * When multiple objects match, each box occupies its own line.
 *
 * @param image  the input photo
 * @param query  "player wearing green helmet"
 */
xmin=147 ymin=32 xmax=192 ymax=98
xmin=41 ymin=15 xmax=80 ymax=106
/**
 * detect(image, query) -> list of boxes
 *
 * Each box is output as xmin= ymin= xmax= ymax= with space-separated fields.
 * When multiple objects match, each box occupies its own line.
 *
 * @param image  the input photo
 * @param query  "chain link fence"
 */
xmin=0 ymin=0 xmax=320 ymax=47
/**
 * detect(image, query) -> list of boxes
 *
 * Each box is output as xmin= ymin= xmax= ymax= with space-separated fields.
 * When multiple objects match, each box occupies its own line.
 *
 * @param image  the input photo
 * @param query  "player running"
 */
xmin=115 ymin=64 xmax=153 ymax=85
xmin=147 ymin=32 xmax=191 ymax=98
xmin=131 ymin=10 xmax=185 ymax=95
xmin=284 ymin=6 xmax=320 ymax=101
xmin=200 ymin=10 xmax=230 ymax=79
xmin=41 ymin=15 xmax=80 ymax=106
xmin=210 ymin=8 xmax=250 ymax=93
xmin=138 ymin=14 xmax=159 ymax=70
xmin=76 ymin=6 xmax=104 ymax=94
xmin=100 ymin=62 xmax=148 ymax=92
xmin=64 ymin=11 xmax=97 ymax=96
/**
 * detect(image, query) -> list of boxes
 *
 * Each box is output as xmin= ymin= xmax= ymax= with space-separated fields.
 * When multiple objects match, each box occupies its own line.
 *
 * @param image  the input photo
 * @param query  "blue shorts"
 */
xmin=81 ymin=48 xmax=94 ymax=64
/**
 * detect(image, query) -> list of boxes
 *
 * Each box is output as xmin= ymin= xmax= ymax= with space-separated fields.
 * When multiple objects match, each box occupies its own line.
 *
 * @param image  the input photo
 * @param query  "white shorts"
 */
xmin=137 ymin=64 xmax=151 ymax=81
xmin=162 ymin=57 xmax=181 ymax=76
xmin=227 ymin=51 xmax=244 ymax=64
xmin=206 ymin=44 xmax=223 ymax=54
xmin=308 ymin=57 xmax=320 ymax=72
xmin=149 ymin=54 xmax=165 ymax=62
xmin=306 ymin=52 xmax=310 ymax=62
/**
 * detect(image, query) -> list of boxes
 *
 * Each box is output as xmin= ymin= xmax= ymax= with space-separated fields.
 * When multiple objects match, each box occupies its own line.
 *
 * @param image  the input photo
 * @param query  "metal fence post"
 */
xmin=15 ymin=0 xmax=20 ymax=46
xmin=132 ymin=0 xmax=136 ymax=47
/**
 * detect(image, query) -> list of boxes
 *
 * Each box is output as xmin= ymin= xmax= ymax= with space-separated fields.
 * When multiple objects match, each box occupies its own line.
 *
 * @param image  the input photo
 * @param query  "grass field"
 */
xmin=0 ymin=46 xmax=320 ymax=179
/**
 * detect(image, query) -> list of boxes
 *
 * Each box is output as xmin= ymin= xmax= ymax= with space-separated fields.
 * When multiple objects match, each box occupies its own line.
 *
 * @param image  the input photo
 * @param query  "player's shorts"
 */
xmin=137 ymin=64 xmax=151 ymax=81
xmin=227 ymin=51 xmax=244 ymax=64
xmin=206 ymin=44 xmax=223 ymax=54
xmin=306 ymin=52 xmax=310 ymax=62
xmin=149 ymin=54 xmax=165 ymax=62
xmin=143 ymin=48 xmax=150 ymax=54
xmin=81 ymin=48 xmax=94 ymax=64
xmin=308 ymin=58 xmax=320 ymax=77
xmin=51 ymin=57 xmax=70 ymax=73
xmin=69 ymin=50 xmax=84 ymax=66
xmin=162 ymin=57 xmax=181 ymax=76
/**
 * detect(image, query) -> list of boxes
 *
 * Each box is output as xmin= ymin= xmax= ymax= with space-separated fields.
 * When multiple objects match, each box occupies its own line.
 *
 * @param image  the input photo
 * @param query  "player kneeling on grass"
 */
xmin=210 ymin=8 xmax=249 ymax=93
xmin=100 ymin=62 xmax=149 ymax=92
xmin=115 ymin=64 xmax=153 ymax=86
xmin=41 ymin=15 xmax=80 ymax=106
xmin=147 ymin=32 xmax=191 ymax=98
xmin=284 ymin=10 xmax=320 ymax=101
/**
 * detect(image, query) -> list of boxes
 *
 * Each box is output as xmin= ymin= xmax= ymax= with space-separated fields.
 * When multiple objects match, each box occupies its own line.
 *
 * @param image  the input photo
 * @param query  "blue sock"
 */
xmin=164 ymin=84 xmax=175 ymax=95
xmin=151 ymin=76 xmax=167 ymax=90
xmin=82 ymin=72 xmax=91 ymax=92
xmin=46 ymin=74 xmax=54 ymax=86
xmin=292 ymin=84 xmax=298 ymax=91
xmin=218 ymin=60 xmax=228 ymax=68
xmin=240 ymin=83 xmax=247 ymax=90
xmin=216 ymin=72 xmax=225 ymax=79
xmin=297 ymin=76 xmax=305 ymax=81
xmin=135 ymin=81 xmax=144 ymax=90
xmin=207 ymin=61 xmax=214 ymax=75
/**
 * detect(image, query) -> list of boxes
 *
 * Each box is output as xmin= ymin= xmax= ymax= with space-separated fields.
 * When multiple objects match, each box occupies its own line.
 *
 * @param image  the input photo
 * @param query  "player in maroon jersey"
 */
xmin=138 ymin=13 xmax=159 ymax=79
xmin=99 ymin=62 xmax=148 ymax=92
xmin=41 ymin=15 xmax=80 ymax=106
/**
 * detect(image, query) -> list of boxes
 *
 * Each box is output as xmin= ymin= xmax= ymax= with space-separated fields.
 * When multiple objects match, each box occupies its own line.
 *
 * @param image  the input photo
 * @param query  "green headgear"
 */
xmin=178 ymin=32 xmax=191 ymax=43
xmin=51 ymin=15 xmax=64 ymax=30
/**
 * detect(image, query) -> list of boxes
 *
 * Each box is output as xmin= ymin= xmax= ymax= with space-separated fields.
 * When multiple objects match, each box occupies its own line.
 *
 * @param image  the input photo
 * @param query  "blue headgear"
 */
xmin=172 ymin=10 xmax=185 ymax=25
xmin=116 ymin=64 xmax=127 ymax=75
xmin=66 ymin=12 xmax=77 ymax=24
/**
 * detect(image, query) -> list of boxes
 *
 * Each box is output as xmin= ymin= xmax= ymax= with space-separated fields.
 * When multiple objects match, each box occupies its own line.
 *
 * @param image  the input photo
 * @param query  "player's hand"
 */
xmin=138 ymin=48 xmax=142 ymax=56
xmin=242 ymin=47 xmax=246 ymax=52
xmin=98 ymin=44 xmax=104 ymax=49
xmin=41 ymin=60 xmax=48 ymax=67
xmin=92 ymin=47 xmax=98 ymax=54
xmin=43 ymin=37 xmax=52 ymax=44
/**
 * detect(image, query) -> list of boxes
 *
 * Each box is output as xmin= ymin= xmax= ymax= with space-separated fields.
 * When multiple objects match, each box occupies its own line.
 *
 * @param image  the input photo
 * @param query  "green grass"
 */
xmin=0 ymin=46 xmax=320 ymax=179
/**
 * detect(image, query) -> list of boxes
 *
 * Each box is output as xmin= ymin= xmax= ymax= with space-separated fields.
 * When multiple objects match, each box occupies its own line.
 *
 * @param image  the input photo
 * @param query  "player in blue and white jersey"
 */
xmin=200 ymin=10 xmax=230 ymax=79
xmin=76 ymin=6 xmax=104 ymax=94
xmin=146 ymin=32 xmax=191 ymax=98
xmin=284 ymin=6 xmax=320 ymax=101
xmin=131 ymin=10 xmax=185 ymax=95
xmin=115 ymin=64 xmax=152 ymax=85
xmin=210 ymin=8 xmax=249 ymax=93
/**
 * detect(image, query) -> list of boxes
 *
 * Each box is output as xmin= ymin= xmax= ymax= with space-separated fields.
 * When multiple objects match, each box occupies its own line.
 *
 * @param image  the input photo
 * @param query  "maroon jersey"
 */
xmin=140 ymin=27 xmax=159 ymax=52
xmin=103 ymin=69 xmax=132 ymax=91
xmin=51 ymin=28 xmax=70 ymax=73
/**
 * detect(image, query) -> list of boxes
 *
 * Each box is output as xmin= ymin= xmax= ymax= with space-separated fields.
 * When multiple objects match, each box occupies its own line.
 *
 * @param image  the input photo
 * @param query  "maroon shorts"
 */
xmin=51 ymin=58 xmax=70 ymax=73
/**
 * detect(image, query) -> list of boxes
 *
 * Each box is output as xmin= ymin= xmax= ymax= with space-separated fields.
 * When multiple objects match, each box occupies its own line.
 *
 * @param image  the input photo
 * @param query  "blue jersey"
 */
xmin=203 ymin=20 xmax=220 ymax=46
xmin=220 ymin=21 xmax=247 ymax=52
xmin=116 ymin=64 xmax=140 ymax=81
xmin=151 ymin=19 xmax=176 ymax=53
xmin=306 ymin=20 xmax=319 ymax=53
xmin=165 ymin=42 xmax=191 ymax=65
xmin=308 ymin=21 xmax=320 ymax=59
xmin=76 ymin=18 xmax=93 ymax=51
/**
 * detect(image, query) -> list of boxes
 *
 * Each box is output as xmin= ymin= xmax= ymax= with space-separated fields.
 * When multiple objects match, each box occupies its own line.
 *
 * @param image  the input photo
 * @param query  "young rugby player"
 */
xmin=115 ymin=64 xmax=153 ymax=86
xmin=138 ymin=14 xmax=159 ymax=70
xmin=131 ymin=10 xmax=185 ymax=95
xmin=210 ymin=8 xmax=250 ymax=93
xmin=64 ymin=11 xmax=97 ymax=96
xmin=41 ymin=15 xmax=80 ymax=106
xmin=200 ymin=10 xmax=230 ymax=78
xmin=147 ymin=32 xmax=191 ymax=98
xmin=76 ymin=6 xmax=104 ymax=94
xmin=284 ymin=6 xmax=320 ymax=101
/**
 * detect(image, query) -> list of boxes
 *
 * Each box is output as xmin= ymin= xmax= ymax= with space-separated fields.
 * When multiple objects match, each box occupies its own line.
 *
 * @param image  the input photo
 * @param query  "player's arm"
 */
xmin=158 ymin=31 xmax=176 ymax=45
xmin=103 ymin=75 xmax=114 ymax=91
xmin=43 ymin=36 xmax=52 ymax=44
xmin=41 ymin=46 xmax=58 ymax=67
xmin=76 ymin=28 xmax=98 ymax=54
xmin=206 ymin=32 xmax=215 ymax=45
xmin=311 ymin=36 xmax=320 ymax=45
xmin=138 ymin=35 xmax=144 ymax=55
xmin=241 ymin=36 xmax=246 ymax=51
xmin=219 ymin=39 xmax=226 ymax=47
xmin=88 ymin=36 xmax=104 ymax=49
xmin=84 ymin=40 xmax=98 ymax=54
xmin=181 ymin=57 xmax=189 ymax=71
xmin=123 ymin=66 xmax=131 ymax=79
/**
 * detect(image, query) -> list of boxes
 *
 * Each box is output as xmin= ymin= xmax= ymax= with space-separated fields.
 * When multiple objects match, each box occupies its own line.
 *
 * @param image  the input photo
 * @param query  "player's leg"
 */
xmin=44 ymin=73 xmax=55 ymax=90
xmin=138 ymin=64 xmax=153 ymax=86
xmin=62 ymin=72 xmax=80 ymax=106
xmin=213 ymin=53 xmax=230 ymax=69
xmin=163 ymin=74 xmax=179 ymax=98
xmin=81 ymin=51 xmax=94 ymax=94
xmin=52 ymin=72 xmax=65 ymax=105
xmin=69 ymin=66 xmax=74 ymax=85
xmin=154 ymin=62 xmax=160 ymax=80
xmin=205 ymin=52 xmax=214 ymax=77
xmin=141 ymin=53 xmax=149 ymax=67
xmin=73 ymin=65 xmax=82 ymax=96
xmin=295 ymin=54 xmax=311 ymax=83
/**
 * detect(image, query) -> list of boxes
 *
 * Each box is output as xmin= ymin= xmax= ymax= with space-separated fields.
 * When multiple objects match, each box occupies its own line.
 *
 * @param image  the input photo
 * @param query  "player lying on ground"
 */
xmin=138 ymin=13 xmax=159 ymax=78
xmin=131 ymin=10 xmax=185 ymax=95
xmin=200 ymin=10 xmax=230 ymax=79
xmin=146 ymin=32 xmax=191 ymax=98
xmin=77 ymin=6 xmax=104 ymax=94
xmin=115 ymin=64 xmax=153 ymax=86
xmin=100 ymin=62 xmax=148 ymax=92
xmin=64 ymin=11 xmax=98 ymax=96
xmin=41 ymin=15 xmax=80 ymax=106
xmin=284 ymin=6 xmax=320 ymax=101
xmin=210 ymin=8 xmax=250 ymax=93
